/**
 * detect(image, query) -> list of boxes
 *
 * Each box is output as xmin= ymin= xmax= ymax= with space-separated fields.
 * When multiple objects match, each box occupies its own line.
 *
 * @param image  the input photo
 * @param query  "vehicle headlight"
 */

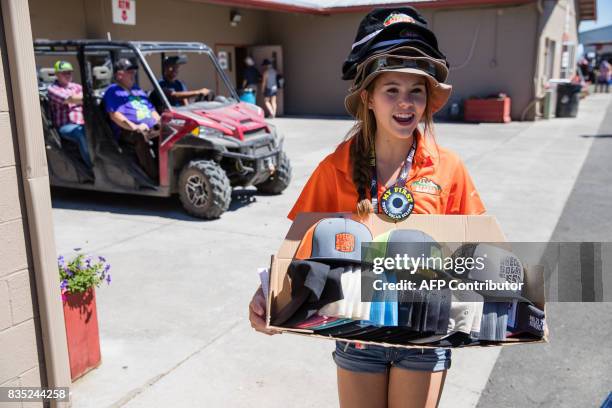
xmin=192 ymin=126 xmax=224 ymax=138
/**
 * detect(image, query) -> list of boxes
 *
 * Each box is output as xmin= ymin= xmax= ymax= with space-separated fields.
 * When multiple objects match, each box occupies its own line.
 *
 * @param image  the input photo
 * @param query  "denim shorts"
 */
xmin=333 ymin=341 xmax=451 ymax=374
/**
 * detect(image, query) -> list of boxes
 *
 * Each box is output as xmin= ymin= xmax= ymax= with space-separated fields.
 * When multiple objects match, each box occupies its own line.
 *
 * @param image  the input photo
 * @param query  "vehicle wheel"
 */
xmin=178 ymin=160 xmax=231 ymax=219
xmin=255 ymin=152 xmax=292 ymax=195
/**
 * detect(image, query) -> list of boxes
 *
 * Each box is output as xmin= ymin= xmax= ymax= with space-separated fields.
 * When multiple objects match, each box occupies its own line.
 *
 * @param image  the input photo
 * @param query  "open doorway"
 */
xmin=218 ymin=44 xmax=285 ymax=117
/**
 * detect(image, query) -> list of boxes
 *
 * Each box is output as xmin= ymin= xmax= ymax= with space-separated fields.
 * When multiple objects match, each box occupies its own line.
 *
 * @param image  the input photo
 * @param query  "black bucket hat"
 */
xmin=342 ymin=7 xmax=447 ymax=81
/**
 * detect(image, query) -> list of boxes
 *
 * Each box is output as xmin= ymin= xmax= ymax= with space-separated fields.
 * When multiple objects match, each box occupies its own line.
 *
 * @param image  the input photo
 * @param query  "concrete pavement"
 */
xmin=477 ymin=97 xmax=612 ymax=408
xmin=51 ymin=93 xmax=612 ymax=407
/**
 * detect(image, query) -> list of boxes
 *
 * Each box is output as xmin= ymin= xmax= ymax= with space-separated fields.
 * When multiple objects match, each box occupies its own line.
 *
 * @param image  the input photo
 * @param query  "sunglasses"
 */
xmin=351 ymin=57 xmax=443 ymax=92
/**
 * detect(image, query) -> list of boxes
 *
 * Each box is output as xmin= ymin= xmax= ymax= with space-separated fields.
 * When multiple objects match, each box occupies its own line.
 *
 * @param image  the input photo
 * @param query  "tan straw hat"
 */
xmin=345 ymin=51 xmax=452 ymax=116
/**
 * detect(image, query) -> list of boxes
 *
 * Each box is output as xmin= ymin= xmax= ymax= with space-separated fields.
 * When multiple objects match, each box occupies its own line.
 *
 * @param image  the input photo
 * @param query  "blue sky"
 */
xmin=579 ymin=0 xmax=612 ymax=32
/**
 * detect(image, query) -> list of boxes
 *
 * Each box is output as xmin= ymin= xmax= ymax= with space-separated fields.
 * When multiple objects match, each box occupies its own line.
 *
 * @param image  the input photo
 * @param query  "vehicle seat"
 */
xmin=87 ymin=95 xmax=156 ymax=188
xmin=38 ymin=67 xmax=56 ymax=85
xmin=93 ymin=65 xmax=112 ymax=90
xmin=39 ymin=91 xmax=62 ymax=148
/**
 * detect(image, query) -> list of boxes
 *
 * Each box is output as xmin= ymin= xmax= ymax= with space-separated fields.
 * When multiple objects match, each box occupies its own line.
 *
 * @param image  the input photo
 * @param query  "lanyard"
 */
xmin=370 ymin=140 xmax=417 ymax=213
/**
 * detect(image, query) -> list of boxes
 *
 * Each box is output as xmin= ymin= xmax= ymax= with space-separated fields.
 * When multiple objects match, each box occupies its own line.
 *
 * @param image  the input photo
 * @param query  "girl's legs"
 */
xmin=264 ymin=96 xmax=275 ymax=118
xmin=388 ymin=368 xmax=447 ymax=408
xmin=271 ymin=95 xmax=277 ymax=117
xmin=337 ymin=367 xmax=388 ymax=408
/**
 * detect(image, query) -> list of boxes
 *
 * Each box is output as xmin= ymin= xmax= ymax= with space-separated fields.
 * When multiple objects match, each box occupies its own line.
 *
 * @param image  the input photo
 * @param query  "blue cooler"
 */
xmin=240 ymin=89 xmax=256 ymax=104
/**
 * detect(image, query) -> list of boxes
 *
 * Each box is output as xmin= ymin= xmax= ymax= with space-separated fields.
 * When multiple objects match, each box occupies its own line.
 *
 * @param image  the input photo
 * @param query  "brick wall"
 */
xmin=0 ymin=14 xmax=46 ymax=403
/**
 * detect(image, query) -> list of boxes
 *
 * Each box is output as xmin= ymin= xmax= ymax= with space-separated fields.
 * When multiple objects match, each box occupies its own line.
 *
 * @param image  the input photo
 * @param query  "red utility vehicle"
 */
xmin=35 ymin=40 xmax=291 ymax=219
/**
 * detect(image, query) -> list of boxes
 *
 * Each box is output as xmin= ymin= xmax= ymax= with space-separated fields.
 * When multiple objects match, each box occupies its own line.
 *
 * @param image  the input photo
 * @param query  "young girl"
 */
xmin=261 ymin=59 xmax=278 ymax=117
xmin=249 ymin=7 xmax=485 ymax=408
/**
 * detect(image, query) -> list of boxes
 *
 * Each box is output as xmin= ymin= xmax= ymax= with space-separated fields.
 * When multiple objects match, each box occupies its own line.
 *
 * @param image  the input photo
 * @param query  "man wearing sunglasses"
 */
xmin=47 ymin=60 xmax=92 ymax=167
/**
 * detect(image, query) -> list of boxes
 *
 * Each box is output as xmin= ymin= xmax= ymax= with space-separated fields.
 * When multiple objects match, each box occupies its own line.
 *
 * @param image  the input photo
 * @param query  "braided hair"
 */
xmin=345 ymin=79 xmax=437 ymax=217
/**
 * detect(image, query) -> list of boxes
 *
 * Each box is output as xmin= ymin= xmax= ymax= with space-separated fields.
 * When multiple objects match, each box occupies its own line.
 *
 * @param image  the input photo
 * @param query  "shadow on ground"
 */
xmin=580 ymin=134 xmax=612 ymax=138
xmin=51 ymin=187 xmax=259 ymax=221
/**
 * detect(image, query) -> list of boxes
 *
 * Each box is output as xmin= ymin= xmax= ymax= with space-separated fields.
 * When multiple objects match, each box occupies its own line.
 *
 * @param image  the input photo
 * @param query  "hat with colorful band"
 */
xmin=342 ymin=7 xmax=447 ymax=81
xmin=294 ymin=217 xmax=373 ymax=264
xmin=54 ymin=60 xmax=74 ymax=73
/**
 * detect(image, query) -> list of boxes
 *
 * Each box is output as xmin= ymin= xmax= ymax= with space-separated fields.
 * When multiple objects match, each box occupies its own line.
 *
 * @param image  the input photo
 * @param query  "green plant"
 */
xmin=58 ymin=254 xmax=111 ymax=299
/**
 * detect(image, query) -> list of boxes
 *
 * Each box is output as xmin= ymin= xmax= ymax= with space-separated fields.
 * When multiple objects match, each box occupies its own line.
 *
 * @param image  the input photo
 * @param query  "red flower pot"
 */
xmin=464 ymin=96 xmax=512 ymax=123
xmin=62 ymin=288 xmax=102 ymax=380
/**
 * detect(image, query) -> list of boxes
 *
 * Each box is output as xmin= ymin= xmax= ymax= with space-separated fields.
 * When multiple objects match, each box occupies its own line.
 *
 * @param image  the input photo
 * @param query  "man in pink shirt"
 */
xmin=47 ymin=60 xmax=92 ymax=167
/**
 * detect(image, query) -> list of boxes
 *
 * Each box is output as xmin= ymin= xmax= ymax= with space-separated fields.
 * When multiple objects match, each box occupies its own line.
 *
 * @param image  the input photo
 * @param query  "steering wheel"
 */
xmin=195 ymin=91 xmax=215 ymax=102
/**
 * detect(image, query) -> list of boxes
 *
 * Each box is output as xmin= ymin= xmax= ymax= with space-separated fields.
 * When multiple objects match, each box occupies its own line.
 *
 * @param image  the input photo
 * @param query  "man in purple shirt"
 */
xmin=103 ymin=58 xmax=160 ymax=179
xmin=47 ymin=61 xmax=92 ymax=167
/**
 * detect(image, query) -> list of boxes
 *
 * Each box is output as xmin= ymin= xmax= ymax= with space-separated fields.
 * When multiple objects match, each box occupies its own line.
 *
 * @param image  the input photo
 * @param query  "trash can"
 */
xmin=555 ymin=83 xmax=581 ymax=118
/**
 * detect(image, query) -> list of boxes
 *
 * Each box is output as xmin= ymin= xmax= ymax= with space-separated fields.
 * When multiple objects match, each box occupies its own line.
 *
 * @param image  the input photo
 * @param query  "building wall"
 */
xmin=28 ymin=1 xmax=580 ymax=121
xmin=30 ymin=0 xmax=270 ymax=99
xmin=30 ymin=0 xmax=269 ymax=47
xmin=0 ymin=10 xmax=46 ymax=395
xmin=266 ymin=3 xmax=539 ymax=120
xmin=536 ymin=0 xmax=579 ymax=86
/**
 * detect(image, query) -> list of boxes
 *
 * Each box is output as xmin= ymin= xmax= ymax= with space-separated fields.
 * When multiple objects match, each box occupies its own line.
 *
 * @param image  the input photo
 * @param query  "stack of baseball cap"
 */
xmin=341 ymin=7 xmax=448 ymax=81
xmin=448 ymin=243 xmax=546 ymax=341
xmin=273 ymin=217 xmax=545 ymax=345
xmin=272 ymin=217 xmax=373 ymax=327
xmin=341 ymin=7 xmax=452 ymax=117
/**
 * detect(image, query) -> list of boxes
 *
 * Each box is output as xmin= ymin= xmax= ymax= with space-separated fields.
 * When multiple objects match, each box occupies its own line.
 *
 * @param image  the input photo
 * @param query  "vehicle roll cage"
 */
xmin=33 ymin=39 xmax=240 ymax=111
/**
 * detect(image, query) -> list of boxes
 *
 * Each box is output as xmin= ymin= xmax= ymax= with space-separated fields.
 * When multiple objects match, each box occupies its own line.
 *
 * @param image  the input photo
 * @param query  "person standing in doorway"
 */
xmin=242 ymin=56 xmax=261 ymax=93
xmin=261 ymin=59 xmax=278 ymax=118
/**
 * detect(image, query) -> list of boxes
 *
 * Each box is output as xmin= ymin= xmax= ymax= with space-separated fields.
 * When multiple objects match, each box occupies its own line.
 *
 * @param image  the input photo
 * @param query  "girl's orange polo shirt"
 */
xmin=288 ymin=132 xmax=485 ymax=220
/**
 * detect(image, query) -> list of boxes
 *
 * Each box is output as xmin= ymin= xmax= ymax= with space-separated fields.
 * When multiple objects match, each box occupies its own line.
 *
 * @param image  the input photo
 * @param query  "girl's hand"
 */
xmin=249 ymin=286 xmax=281 ymax=336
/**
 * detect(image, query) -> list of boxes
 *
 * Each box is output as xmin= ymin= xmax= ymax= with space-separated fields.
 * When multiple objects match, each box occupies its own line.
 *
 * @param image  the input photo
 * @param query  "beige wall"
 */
xmin=30 ymin=0 xmax=88 ymax=40
xmin=0 ymin=12 xmax=46 ymax=396
xmin=28 ymin=0 xmax=579 ymax=121
xmin=535 ymin=0 xmax=579 ymax=84
xmin=265 ymin=3 xmax=539 ymax=120
xmin=31 ymin=0 xmax=269 ymax=45
xmin=430 ymin=4 xmax=538 ymax=120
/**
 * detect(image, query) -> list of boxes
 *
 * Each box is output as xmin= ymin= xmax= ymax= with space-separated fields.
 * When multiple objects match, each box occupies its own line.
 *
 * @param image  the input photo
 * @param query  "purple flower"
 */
xmin=60 ymin=279 xmax=69 ymax=290
xmin=98 ymin=256 xmax=107 ymax=263
xmin=106 ymin=274 xmax=112 ymax=284
xmin=85 ymin=257 xmax=92 ymax=268
xmin=65 ymin=266 xmax=73 ymax=277
xmin=104 ymin=264 xmax=111 ymax=273
xmin=58 ymin=255 xmax=65 ymax=266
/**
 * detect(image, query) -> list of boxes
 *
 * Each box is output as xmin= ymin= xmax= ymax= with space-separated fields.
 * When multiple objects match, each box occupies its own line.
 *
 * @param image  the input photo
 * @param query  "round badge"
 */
xmin=380 ymin=186 xmax=415 ymax=220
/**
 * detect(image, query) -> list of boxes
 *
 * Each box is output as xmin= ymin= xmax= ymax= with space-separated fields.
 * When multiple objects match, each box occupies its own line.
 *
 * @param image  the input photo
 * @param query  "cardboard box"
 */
xmin=266 ymin=212 xmax=547 ymax=348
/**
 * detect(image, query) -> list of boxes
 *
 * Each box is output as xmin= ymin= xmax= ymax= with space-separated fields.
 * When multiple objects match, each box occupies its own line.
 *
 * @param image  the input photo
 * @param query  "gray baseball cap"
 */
xmin=294 ymin=218 xmax=373 ymax=263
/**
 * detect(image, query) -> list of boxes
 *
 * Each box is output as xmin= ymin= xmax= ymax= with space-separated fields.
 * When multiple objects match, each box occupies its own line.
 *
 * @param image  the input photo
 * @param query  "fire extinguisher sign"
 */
xmin=112 ymin=0 xmax=136 ymax=25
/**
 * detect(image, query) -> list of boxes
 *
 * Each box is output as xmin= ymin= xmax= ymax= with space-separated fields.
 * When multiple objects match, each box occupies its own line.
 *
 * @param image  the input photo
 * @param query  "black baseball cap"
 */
xmin=163 ymin=55 xmax=188 ymax=67
xmin=342 ymin=7 xmax=447 ymax=80
xmin=114 ymin=58 xmax=138 ymax=71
